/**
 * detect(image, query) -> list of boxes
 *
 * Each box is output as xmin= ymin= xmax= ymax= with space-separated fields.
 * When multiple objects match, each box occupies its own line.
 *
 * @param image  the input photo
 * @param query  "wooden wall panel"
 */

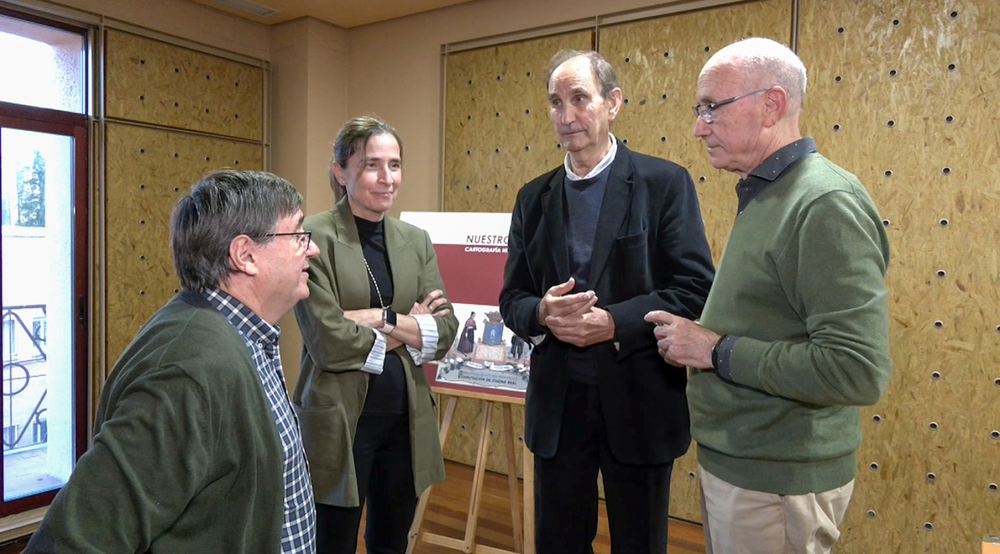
xmin=798 ymin=0 xmax=1000 ymax=551
xmin=105 ymin=29 xmax=263 ymax=141
xmin=104 ymin=122 xmax=262 ymax=374
xmin=600 ymin=0 xmax=793 ymax=522
xmin=443 ymin=31 xmax=593 ymax=213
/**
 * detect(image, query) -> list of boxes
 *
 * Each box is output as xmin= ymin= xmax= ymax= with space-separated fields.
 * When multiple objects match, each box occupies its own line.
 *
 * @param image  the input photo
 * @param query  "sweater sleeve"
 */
xmin=24 ymin=365 xmax=214 ymax=553
xmin=728 ymin=190 xmax=892 ymax=406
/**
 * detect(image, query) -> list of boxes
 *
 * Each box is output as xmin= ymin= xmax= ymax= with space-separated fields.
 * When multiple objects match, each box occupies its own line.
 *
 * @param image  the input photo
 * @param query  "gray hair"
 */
xmin=330 ymin=116 xmax=403 ymax=200
xmin=706 ymin=38 xmax=807 ymax=113
xmin=545 ymin=50 xmax=619 ymax=100
xmin=171 ymin=170 xmax=302 ymax=292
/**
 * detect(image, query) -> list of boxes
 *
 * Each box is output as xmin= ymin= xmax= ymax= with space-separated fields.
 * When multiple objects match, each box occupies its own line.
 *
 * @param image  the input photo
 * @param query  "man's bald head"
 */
xmin=701 ymin=38 xmax=807 ymax=115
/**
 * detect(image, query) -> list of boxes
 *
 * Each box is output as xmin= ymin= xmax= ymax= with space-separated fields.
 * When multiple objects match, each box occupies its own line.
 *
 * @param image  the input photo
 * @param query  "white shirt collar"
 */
xmin=564 ymin=134 xmax=618 ymax=181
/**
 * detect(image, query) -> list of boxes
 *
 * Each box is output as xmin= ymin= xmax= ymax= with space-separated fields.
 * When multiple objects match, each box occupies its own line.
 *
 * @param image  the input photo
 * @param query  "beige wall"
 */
xmin=270 ymin=16 xmax=350 ymax=388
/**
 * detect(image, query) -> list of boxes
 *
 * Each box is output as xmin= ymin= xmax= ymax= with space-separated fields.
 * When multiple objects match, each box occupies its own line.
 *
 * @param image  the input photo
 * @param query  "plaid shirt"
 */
xmin=205 ymin=289 xmax=316 ymax=554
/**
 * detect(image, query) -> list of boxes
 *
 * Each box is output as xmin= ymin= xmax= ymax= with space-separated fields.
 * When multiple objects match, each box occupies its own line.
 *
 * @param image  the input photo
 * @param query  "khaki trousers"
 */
xmin=699 ymin=464 xmax=854 ymax=554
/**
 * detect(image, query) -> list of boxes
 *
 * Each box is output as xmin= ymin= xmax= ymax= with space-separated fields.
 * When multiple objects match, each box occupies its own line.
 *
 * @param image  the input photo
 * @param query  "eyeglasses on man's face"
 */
xmin=256 ymin=231 xmax=312 ymax=252
xmin=692 ymin=88 xmax=771 ymax=124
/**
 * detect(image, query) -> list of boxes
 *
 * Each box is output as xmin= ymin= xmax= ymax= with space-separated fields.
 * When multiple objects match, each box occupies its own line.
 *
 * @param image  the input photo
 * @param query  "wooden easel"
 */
xmin=407 ymin=388 xmax=535 ymax=554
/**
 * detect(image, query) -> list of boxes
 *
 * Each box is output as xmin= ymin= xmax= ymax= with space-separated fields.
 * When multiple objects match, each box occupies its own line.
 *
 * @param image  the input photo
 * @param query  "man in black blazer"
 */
xmin=499 ymin=50 xmax=715 ymax=554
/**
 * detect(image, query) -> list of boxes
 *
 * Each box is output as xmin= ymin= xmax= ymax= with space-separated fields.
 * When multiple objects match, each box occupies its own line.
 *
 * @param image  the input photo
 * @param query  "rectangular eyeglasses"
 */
xmin=692 ymin=88 xmax=771 ymax=123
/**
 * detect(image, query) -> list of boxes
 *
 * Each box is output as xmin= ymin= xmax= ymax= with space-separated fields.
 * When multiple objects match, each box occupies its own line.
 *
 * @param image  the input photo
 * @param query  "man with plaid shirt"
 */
xmin=25 ymin=170 xmax=318 ymax=554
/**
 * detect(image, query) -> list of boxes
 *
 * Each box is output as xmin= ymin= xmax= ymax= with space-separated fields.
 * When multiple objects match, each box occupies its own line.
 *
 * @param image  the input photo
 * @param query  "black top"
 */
xmin=735 ymin=137 xmax=817 ymax=216
xmin=355 ymin=216 xmax=407 ymax=414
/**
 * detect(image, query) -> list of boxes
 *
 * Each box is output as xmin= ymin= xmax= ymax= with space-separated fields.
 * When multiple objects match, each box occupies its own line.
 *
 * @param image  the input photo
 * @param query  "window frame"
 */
xmin=0 ymin=100 xmax=89 ymax=515
xmin=0 ymin=6 xmax=88 ymax=38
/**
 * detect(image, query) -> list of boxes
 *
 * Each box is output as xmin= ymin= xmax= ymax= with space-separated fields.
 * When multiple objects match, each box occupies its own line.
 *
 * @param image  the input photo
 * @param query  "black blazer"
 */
xmin=499 ymin=141 xmax=715 ymax=464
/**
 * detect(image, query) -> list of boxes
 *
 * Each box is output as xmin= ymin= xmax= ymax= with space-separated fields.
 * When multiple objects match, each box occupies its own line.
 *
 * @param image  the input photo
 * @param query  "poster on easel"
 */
xmin=400 ymin=212 xmax=528 ymax=399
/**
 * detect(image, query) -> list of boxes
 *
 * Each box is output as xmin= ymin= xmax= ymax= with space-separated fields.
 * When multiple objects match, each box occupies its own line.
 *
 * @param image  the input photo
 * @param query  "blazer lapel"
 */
xmin=540 ymin=169 xmax=572 ymax=283
xmin=588 ymin=143 xmax=634 ymax=288
xmin=384 ymin=218 xmax=417 ymax=310
xmin=332 ymin=199 xmax=373 ymax=310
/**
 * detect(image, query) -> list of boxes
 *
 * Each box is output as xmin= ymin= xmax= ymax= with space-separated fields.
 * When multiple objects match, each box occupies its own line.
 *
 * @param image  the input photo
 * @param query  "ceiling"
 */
xmin=187 ymin=0 xmax=480 ymax=28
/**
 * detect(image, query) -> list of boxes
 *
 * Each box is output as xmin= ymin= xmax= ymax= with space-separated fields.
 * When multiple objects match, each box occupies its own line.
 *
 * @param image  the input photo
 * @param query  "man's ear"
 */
xmin=607 ymin=87 xmax=624 ymax=121
xmin=228 ymin=235 xmax=259 ymax=277
xmin=762 ymin=86 xmax=788 ymax=128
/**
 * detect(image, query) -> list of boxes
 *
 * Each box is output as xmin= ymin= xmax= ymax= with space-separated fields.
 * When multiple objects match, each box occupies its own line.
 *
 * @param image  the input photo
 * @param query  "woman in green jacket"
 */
xmin=293 ymin=116 xmax=459 ymax=554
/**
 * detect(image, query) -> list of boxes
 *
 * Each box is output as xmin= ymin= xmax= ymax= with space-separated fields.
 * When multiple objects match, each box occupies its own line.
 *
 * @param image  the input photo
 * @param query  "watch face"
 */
xmin=385 ymin=309 xmax=397 ymax=326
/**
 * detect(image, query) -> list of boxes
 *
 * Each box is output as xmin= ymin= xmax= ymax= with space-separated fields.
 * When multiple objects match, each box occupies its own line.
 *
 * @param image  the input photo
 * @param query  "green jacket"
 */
xmin=691 ymin=153 xmax=892 ymax=496
xmin=25 ymin=292 xmax=285 ymax=554
xmin=293 ymin=198 xmax=458 ymax=507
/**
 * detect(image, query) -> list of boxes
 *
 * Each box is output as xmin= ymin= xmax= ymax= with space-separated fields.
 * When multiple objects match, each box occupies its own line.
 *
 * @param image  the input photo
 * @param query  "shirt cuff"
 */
xmin=715 ymin=334 xmax=739 ymax=381
xmin=405 ymin=314 xmax=439 ymax=365
xmin=362 ymin=329 xmax=387 ymax=374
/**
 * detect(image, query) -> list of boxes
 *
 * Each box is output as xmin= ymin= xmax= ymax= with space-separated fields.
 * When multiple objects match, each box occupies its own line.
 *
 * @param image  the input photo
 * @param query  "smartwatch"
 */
xmin=382 ymin=309 xmax=397 ymax=333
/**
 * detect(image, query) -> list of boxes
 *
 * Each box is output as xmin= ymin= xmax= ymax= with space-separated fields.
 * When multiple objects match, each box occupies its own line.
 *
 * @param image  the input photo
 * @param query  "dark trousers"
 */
xmin=316 ymin=412 xmax=418 ymax=554
xmin=535 ymin=380 xmax=674 ymax=554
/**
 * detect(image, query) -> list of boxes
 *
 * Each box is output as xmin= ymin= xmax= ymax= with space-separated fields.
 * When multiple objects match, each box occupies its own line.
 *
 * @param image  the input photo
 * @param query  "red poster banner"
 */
xmin=401 ymin=212 xmax=528 ymax=399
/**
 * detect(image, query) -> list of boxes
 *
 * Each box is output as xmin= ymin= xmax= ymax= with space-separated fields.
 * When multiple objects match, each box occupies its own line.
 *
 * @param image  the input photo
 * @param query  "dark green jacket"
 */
xmin=293 ymin=198 xmax=458 ymax=507
xmin=24 ymin=292 xmax=285 ymax=554
xmin=692 ymin=153 xmax=892 ymax=495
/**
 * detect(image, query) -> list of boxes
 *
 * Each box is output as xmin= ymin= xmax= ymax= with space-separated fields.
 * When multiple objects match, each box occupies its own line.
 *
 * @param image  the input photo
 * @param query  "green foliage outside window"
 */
xmin=15 ymin=150 xmax=45 ymax=227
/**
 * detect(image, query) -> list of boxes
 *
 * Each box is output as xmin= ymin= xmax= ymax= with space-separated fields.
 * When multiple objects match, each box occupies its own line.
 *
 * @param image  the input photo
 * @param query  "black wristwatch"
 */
xmin=382 ymin=309 xmax=397 ymax=333
xmin=711 ymin=335 xmax=728 ymax=370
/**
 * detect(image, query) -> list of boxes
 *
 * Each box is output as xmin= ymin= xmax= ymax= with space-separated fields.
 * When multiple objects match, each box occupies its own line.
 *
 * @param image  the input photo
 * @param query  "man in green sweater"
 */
xmin=24 ymin=171 xmax=318 ymax=553
xmin=644 ymin=38 xmax=892 ymax=554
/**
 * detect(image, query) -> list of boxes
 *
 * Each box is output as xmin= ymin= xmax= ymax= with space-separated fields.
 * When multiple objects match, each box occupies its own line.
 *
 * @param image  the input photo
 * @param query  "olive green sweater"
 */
xmin=24 ymin=292 xmax=285 ymax=554
xmin=691 ymin=153 xmax=892 ymax=495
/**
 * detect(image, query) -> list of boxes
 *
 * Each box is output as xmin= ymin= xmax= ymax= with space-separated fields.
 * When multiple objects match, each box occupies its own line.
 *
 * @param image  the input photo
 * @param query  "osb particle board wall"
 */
xmin=443 ymin=31 xmax=594 ymax=213
xmin=441 ymin=0 xmax=999 ymax=549
xmin=798 ymin=0 xmax=1000 ymax=552
xmin=104 ymin=30 xmax=264 ymax=375
xmin=105 ymin=30 xmax=263 ymax=141
xmin=104 ymin=124 xmax=262 ymax=371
